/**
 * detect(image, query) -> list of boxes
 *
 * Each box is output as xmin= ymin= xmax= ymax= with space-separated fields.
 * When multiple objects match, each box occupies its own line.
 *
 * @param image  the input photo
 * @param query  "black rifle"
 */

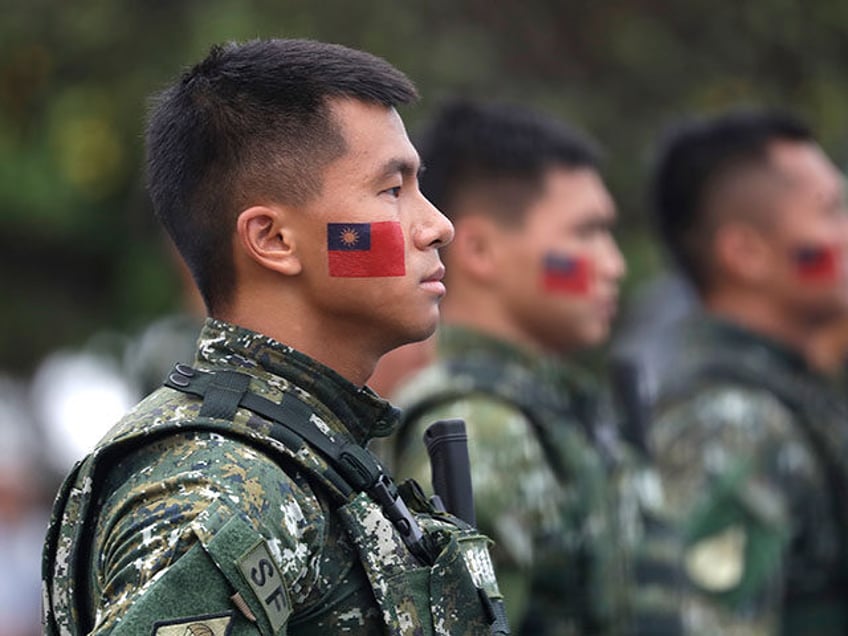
xmin=425 ymin=418 xmax=511 ymax=635
xmin=610 ymin=355 xmax=652 ymax=457
xmin=424 ymin=419 xmax=477 ymax=526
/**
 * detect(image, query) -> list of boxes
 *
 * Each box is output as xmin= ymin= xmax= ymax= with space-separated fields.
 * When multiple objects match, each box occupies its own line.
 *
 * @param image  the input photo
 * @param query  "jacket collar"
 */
xmin=196 ymin=318 xmax=400 ymax=444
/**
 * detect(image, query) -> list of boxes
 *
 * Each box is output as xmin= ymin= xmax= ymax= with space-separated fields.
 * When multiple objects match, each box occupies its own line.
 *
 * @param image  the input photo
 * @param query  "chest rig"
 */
xmin=43 ymin=364 xmax=509 ymax=636
xmin=397 ymin=356 xmax=627 ymax=634
xmin=659 ymin=353 xmax=848 ymax=633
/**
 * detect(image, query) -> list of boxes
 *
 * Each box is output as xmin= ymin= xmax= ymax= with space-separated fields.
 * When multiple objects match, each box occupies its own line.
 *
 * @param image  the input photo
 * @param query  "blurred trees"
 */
xmin=3 ymin=0 xmax=847 ymax=374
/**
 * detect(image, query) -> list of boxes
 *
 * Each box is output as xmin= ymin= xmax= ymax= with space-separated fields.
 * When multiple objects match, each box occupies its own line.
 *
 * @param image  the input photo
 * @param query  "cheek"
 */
xmin=774 ymin=242 xmax=848 ymax=315
xmin=539 ymin=251 xmax=593 ymax=297
xmin=791 ymin=244 xmax=842 ymax=286
xmin=326 ymin=221 xmax=406 ymax=278
xmin=525 ymin=293 xmax=603 ymax=351
xmin=491 ymin=239 xmax=537 ymax=290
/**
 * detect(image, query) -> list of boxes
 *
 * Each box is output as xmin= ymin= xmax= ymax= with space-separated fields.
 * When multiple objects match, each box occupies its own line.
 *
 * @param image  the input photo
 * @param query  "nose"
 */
xmin=601 ymin=235 xmax=627 ymax=282
xmin=413 ymin=192 xmax=454 ymax=249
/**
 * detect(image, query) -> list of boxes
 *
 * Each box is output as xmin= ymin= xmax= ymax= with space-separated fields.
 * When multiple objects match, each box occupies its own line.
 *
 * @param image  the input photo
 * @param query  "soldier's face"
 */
xmin=761 ymin=141 xmax=848 ymax=323
xmin=494 ymin=167 xmax=625 ymax=352
xmin=291 ymin=98 xmax=454 ymax=354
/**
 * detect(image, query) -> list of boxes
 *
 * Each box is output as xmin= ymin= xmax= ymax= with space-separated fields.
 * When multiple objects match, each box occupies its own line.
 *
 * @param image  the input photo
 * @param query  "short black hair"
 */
xmin=146 ymin=39 xmax=418 ymax=314
xmin=417 ymin=98 xmax=599 ymax=224
xmin=652 ymin=108 xmax=813 ymax=291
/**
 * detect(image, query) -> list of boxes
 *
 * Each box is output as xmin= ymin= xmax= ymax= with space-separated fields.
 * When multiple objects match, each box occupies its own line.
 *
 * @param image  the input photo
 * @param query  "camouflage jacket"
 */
xmin=651 ymin=314 xmax=848 ymax=635
xmin=387 ymin=326 xmax=683 ymax=635
xmin=42 ymin=319 xmax=505 ymax=636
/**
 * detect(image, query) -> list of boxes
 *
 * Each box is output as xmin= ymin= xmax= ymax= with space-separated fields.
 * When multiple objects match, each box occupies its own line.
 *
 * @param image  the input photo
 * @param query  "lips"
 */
xmin=598 ymin=294 xmax=619 ymax=319
xmin=422 ymin=265 xmax=445 ymax=284
xmin=420 ymin=265 xmax=446 ymax=296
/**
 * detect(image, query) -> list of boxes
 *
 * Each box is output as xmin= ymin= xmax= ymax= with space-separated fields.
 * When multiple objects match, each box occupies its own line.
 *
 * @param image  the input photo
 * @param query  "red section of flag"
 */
xmin=542 ymin=253 xmax=592 ymax=294
xmin=328 ymin=221 xmax=406 ymax=277
xmin=794 ymin=245 xmax=839 ymax=283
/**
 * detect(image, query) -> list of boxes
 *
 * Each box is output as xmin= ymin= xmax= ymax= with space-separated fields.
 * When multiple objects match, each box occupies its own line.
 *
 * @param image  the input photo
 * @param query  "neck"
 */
xmin=218 ymin=299 xmax=379 ymax=387
xmin=440 ymin=283 xmax=544 ymax=355
xmin=705 ymin=288 xmax=809 ymax=353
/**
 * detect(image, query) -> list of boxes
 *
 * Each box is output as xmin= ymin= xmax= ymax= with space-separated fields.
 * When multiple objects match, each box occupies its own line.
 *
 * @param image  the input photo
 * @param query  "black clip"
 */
xmin=167 ymin=363 xmax=195 ymax=388
xmin=369 ymin=474 xmax=430 ymax=564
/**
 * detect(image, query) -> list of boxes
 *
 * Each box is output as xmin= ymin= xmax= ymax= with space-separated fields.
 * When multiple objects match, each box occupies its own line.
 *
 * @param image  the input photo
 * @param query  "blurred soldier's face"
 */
xmin=760 ymin=141 xmax=848 ymax=324
xmin=290 ymin=98 xmax=454 ymax=354
xmin=493 ymin=167 xmax=625 ymax=352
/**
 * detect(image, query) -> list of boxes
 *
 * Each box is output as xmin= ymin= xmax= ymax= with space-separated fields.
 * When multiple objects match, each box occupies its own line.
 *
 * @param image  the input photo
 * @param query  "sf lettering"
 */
xmin=250 ymin=558 xmax=287 ymax=614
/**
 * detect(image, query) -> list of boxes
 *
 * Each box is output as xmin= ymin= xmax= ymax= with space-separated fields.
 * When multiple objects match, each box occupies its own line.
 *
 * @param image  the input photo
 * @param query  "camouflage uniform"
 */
xmin=42 ymin=318 xmax=506 ymax=636
xmin=388 ymin=326 xmax=683 ymax=635
xmin=651 ymin=314 xmax=848 ymax=635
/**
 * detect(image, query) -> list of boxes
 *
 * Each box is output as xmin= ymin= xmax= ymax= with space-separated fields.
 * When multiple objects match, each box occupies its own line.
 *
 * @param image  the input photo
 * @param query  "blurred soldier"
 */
xmin=388 ymin=99 xmax=682 ymax=634
xmin=649 ymin=109 xmax=848 ymax=634
xmin=42 ymin=40 xmax=508 ymax=636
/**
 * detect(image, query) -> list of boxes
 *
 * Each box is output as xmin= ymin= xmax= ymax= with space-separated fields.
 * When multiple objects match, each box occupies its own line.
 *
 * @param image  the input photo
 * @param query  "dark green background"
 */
xmin=4 ymin=0 xmax=848 ymax=374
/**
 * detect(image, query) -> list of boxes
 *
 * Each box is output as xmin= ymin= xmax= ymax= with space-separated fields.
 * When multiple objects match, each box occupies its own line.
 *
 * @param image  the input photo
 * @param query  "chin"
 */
xmin=386 ymin=322 xmax=437 ymax=352
xmin=577 ymin=325 xmax=609 ymax=349
xmin=410 ymin=321 xmax=439 ymax=343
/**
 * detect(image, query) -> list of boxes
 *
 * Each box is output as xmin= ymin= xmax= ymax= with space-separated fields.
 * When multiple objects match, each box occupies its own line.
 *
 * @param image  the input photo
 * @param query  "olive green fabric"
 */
xmin=388 ymin=325 xmax=684 ymax=635
xmin=43 ymin=318 xmax=505 ymax=635
xmin=652 ymin=314 xmax=848 ymax=635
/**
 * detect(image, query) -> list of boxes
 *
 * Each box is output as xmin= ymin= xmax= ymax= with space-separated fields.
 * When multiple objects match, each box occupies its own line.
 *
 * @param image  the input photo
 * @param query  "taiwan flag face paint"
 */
xmin=327 ymin=221 xmax=406 ymax=277
xmin=793 ymin=245 xmax=840 ymax=283
xmin=542 ymin=252 xmax=592 ymax=295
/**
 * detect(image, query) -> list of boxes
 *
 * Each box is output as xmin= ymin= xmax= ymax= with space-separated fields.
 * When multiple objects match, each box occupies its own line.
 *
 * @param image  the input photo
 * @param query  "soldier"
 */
xmin=42 ymin=40 xmax=508 ymax=636
xmin=387 ymin=99 xmax=683 ymax=634
xmin=649 ymin=109 xmax=848 ymax=634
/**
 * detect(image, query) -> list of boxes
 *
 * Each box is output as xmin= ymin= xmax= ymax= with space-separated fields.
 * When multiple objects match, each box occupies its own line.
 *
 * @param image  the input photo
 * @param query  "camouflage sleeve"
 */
xmin=651 ymin=384 xmax=821 ymax=635
xmin=393 ymin=396 xmax=565 ymax=624
xmin=89 ymin=431 xmax=327 ymax=634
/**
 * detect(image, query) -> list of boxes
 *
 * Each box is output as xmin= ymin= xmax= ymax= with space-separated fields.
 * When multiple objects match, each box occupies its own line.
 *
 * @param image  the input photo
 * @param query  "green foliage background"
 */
xmin=3 ymin=0 xmax=848 ymax=374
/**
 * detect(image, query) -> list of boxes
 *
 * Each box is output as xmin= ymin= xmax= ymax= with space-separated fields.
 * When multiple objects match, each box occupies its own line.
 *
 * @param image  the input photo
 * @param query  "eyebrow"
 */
xmin=573 ymin=203 xmax=617 ymax=229
xmin=373 ymin=157 xmax=421 ymax=184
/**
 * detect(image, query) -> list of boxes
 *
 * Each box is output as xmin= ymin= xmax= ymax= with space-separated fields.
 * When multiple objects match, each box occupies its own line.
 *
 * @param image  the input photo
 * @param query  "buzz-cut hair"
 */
xmin=146 ymin=39 xmax=418 ymax=314
xmin=652 ymin=108 xmax=813 ymax=292
xmin=416 ymin=98 xmax=600 ymax=225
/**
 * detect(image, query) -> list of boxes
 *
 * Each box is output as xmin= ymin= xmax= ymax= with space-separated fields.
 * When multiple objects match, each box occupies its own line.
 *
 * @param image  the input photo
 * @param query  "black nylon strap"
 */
xmin=166 ymin=367 xmax=358 ymax=494
xmin=239 ymin=390 xmax=382 ymax=492
xmin=166 ymin=365 xmax=385 ymax=494
xmin=168 ymin=367 xmax=331 ymax=456
xmin=164 ymin=364 xmax=435 ymax=564
xmin=488 ymin=597 xmax=511 ymax=635
xmin=199 ymin=370 xmax=251 ymax=420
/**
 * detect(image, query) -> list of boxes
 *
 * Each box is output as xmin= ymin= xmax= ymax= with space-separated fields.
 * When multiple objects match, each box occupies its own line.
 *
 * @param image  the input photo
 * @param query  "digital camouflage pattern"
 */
xmin=43 ymin=318 xmax=503 ymax=635
xmin=387 ymin=326 xmax=683 ymax=635
xmin=651 ymin=315 xmax=848 ymax=635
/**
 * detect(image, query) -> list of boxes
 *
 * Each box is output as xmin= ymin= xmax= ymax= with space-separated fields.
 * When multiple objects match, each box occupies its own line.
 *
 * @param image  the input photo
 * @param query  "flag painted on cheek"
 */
xmin=542 ymin=252 xmax=592 ymax=294
xmin=794 ymin=245 xmax=840 ymax=283
xmin=327 ymin=221 xmax=406 ymax=277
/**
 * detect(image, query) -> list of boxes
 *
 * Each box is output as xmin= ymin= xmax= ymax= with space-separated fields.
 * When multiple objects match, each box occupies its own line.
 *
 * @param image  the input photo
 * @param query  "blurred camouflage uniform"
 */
xmin=43 ymin=319 xmax=506 ymax=636
xmin=389 ymin=325 xmax=683 ymax=635
xmin=651 ymin=314 xmax=848 ymax=635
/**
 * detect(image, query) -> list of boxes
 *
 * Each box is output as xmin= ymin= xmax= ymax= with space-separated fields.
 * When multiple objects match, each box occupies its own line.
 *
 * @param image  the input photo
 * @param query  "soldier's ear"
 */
xmin=714 ymin=221 xmax=771 ymax=285
xmin=450 ymin=215 xmax=500 ymax=283
xmin=235 ymin=205 xmax=302 ymax=276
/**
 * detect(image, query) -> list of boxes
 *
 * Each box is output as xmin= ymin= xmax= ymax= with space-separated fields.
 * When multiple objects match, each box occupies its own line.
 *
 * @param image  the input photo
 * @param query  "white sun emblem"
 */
xmin=340 ymin=227 xmax=360 ymax=246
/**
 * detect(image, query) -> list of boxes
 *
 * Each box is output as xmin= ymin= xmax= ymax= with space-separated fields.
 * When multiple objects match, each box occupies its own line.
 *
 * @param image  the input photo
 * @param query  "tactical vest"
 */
xmin=657 ymin=352 xmax=848 ymax=633
xmin=399 ymin=357 xmax=602 ymax=481
xmin=395 ymin=357 xmax=628 ymax=635
xmin=42 ymin=364 xmax=509 ymax=636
